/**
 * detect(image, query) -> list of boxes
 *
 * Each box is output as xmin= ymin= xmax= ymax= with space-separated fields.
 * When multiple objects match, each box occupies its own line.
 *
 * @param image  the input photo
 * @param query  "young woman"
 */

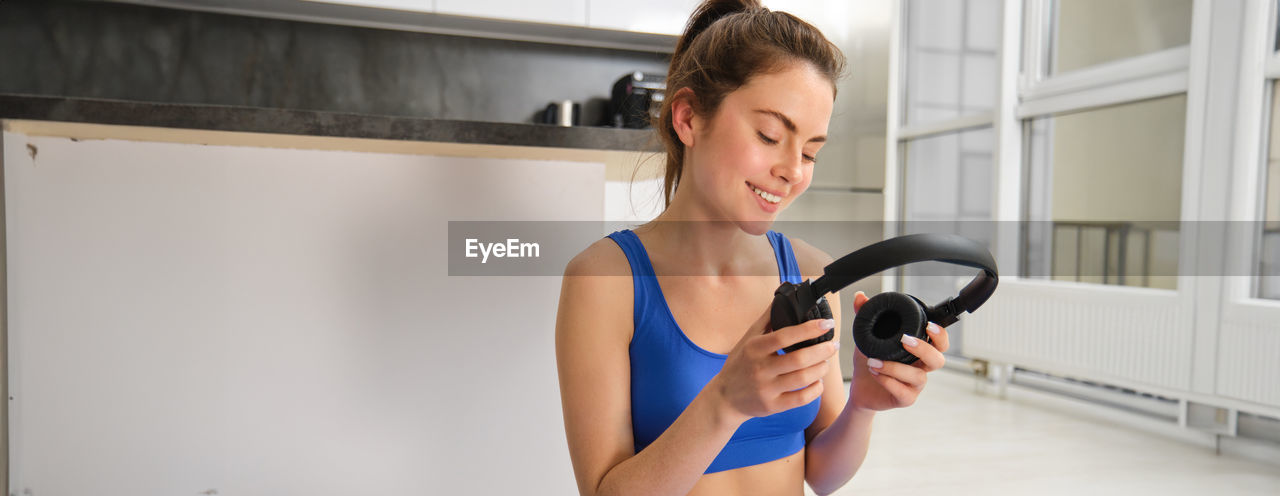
xmin=555 ymin=1 xmax=950 ymax=494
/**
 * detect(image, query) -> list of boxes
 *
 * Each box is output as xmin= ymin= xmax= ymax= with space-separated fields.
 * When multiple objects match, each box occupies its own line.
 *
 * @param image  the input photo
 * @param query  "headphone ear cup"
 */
xmin=851 ymin=292 xmax=928 ymax=364
xmin=814 ymin=296 xmax=833 ymax=321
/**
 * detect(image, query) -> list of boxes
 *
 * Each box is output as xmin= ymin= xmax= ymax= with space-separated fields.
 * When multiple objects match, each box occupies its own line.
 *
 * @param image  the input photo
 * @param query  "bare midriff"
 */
xmin=687 ymin=451 xmax=806 ymax=496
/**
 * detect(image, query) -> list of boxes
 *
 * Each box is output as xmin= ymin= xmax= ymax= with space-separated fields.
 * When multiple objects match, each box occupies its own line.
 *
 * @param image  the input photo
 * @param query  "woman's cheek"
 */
xmin=789 ymin=178 xmax=813 ymax=205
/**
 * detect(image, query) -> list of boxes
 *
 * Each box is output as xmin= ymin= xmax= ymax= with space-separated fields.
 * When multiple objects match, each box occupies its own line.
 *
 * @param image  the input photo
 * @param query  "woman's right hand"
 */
xmin=709 ymin=307 xmax=838 ymax=425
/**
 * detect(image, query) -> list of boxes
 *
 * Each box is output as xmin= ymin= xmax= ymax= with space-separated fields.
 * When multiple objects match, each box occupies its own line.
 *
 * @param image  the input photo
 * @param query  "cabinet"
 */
xmin=586 ymin=0 xmax=699 ymax=36
xmin=436 ymin=0 xmax=587 ymax=26
xmin=585 ymin=0 xmax=830 ymax=37
xmin=304 ymin=0 xmax=436 ymax=13
xmin=117 ymin=0 xmax=681 ymax=52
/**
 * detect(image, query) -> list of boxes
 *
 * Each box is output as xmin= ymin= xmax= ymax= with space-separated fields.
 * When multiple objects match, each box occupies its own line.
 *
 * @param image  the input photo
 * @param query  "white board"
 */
xmin=3 ymin=131 xmax=601 ymax=495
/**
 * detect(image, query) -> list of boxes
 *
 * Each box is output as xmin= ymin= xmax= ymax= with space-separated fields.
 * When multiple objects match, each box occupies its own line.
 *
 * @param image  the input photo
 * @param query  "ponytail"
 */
xmin=673 ymin=0 xmax=763 ymax=61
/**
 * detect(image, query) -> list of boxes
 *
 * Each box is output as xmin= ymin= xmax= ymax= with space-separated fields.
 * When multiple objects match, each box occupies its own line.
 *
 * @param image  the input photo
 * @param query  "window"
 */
xmin=903 ymin=0 xmax=1000 ymax=125
xmin=1049 ymin=0 xmax=1194 ymax=75
xmin=903 ymin=128 xmax=994 ymax=222
xmin=1261 ymin=82 xmax=1280 ymax=299
xmin=901 ymin=127 xmax=994 ymax=352
xmin=896 ymin=0 xmax=1001 ymax=354
xmin=1023 ymin=95 xmax=1186 ymax=289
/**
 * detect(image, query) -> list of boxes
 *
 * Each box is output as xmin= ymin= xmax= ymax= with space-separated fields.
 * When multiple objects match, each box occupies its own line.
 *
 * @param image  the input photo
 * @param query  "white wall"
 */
xmin=3 ymin=131 xmax=600 ymax=495
xmin=604 ymin=152 xmax=666 ymax=223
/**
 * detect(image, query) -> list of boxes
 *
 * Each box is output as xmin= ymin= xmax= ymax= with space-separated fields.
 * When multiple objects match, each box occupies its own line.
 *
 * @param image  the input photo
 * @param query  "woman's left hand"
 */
xmin=844 ymin=291 xmax=949 ymax=412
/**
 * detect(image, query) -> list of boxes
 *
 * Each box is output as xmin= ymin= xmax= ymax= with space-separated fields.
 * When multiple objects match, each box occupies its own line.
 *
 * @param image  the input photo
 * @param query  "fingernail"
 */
xmin=927 ymin=323 xmax=942 ymax=335
xmin=901 ymin=334 xmax=919 ymax=347
xmin=819 ymin=319 xmax=835 ymax=330
xmin=833 ymin=341 xmax=840 ymax=351
xmin=868 ymin=367 xmax=880 ymax=376
xmin=867 ymin=358 xmax=884 ymax=369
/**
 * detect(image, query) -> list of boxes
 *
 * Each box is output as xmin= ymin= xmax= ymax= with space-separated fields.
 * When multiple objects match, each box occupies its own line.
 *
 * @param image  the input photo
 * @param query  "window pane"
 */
xmin=903 ymin=128 xmax=994 ymax=222
xmin=1023 ymin=95 xmax=1187 ymax=289
xmin=903 ymin=0 xmax=1000 ymax=126
xmin=1260 ymin=82 xmax=1280 ymax=299
xmin=1050 ymin=0 xmax=1193 ymax=75
xmin=901 ymin=127 xmax=995 ymax=354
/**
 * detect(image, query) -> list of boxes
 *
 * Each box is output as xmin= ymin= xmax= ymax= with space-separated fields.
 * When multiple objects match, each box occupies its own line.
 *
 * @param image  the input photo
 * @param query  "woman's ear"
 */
xmin=670 ymin=87 xmax=698 ymax=148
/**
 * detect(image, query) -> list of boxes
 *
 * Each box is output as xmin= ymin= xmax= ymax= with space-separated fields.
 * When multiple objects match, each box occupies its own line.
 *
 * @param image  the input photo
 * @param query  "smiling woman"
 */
xmin=669 ymin=65 xmax=836 ymax=229
xmin=555 ymin=1 xmax=956 ymax=496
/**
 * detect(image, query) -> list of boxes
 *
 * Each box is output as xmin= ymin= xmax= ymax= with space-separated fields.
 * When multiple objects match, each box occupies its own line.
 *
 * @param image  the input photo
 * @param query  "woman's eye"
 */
xmin=759 ymin=131 xmax=818 ymax=163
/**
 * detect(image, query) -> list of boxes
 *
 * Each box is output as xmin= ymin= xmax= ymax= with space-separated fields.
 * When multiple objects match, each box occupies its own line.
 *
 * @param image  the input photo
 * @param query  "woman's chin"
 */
xmin=737 ymin=218 xmax=775 ymax=236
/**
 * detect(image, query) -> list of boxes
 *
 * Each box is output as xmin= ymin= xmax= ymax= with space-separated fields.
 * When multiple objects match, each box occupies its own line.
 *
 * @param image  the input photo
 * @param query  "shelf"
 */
xmin=0 ymin=94 xmax=661 ymax=152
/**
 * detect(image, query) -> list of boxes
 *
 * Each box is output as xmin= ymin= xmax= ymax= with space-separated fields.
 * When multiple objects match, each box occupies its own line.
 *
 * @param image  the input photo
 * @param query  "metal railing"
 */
xmin=1050 ymin=221 xmax=1173 ymax=287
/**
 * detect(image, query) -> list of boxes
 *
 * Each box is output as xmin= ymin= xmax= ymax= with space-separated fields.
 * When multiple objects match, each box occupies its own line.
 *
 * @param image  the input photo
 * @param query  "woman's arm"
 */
xmin=788 ymin=240 xmax=875 ymax=494
xmin=555 ymin=243 xmax=740 ymax=496
xmin=805 ymin=315 xmax=949 ymax=495
xmin=801 ymin=289 xmax=877 ymax=495
xmin=790 ymin=239 xmax=951 ymax=495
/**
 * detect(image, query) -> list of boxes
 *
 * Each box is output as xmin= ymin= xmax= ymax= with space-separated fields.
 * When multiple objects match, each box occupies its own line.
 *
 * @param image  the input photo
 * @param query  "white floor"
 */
xmin=813 ymin=369 xmax=1280 ymax=496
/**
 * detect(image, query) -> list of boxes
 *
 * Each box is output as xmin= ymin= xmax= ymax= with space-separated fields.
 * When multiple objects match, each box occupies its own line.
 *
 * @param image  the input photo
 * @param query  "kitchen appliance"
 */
xmin=608 ymin=71 xmax=666 ymax=129
xmin=540 ymin=100 xmax=580 ymax=126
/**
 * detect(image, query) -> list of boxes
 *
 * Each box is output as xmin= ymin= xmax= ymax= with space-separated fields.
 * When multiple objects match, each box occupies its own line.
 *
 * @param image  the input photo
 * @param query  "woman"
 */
xmin=555 ymin=1 xmax=949 ymax=494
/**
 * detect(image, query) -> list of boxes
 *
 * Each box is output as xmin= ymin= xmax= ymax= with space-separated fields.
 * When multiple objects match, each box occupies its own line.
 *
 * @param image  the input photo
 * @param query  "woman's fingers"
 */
xmin=867 ymin=369 xmax=919 ymax=407
xmin=757 ymin=317 xmax=834 ymax=357
xmin=867 ymin=358 xmax=927 ymax=389
xmin=775 ymin=357 xmax=831 ymax=393
xmin=900 ymin=332 xmax=946 ymax=372
xmin=777 ymin=375 xmax=826 ymax=409
xmin=852 ymin=291 xmax=869 ymax=313
xmin=924 ymin=322 xmax=949 ymax=353
xmin=768 ymin=339 xmax=837 ymax=375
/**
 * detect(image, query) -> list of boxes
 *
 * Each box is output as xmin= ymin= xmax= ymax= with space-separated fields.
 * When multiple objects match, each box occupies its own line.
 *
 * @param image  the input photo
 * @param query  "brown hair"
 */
xmin=653 ymin=0 xmax=846 ymax=209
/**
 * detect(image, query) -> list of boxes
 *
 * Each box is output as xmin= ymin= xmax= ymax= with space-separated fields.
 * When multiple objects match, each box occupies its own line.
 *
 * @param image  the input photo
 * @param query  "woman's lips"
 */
xmin=747 ymin=182 xmax=780 ymax=213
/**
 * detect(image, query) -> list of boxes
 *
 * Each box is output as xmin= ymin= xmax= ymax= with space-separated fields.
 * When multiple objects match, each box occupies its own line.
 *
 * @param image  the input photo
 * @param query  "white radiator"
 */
xmin=962 ymin=278 xmax=1194 ymax=392
xmin=1216 ymin=301 xmax=1280 ymax=408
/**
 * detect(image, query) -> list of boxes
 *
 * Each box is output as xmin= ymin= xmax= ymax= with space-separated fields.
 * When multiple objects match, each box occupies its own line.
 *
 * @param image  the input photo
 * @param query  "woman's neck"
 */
xmin=637 ymin=196 xmax=772 ymax=278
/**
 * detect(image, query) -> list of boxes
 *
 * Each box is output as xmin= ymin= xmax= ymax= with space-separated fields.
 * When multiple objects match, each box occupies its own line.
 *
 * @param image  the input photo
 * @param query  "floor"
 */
xmin=810 ymin=369 xmax=1280 ymax=496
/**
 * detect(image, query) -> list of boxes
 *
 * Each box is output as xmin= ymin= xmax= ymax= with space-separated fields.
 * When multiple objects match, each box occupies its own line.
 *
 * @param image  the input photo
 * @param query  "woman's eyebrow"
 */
xmin=752 ymin=109 xmax=826 ymax=143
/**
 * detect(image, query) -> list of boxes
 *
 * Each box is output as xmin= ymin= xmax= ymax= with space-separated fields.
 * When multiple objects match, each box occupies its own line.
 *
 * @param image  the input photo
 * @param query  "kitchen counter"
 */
xmin=0 ymin=93 xmax=661 ymax=153
xmin=0 ymin=93 xmax=668 ymax=184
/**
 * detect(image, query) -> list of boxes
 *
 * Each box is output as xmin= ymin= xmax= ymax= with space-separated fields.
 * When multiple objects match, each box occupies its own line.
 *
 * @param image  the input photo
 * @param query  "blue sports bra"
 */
xmin=605 ymin=229 xmax=821 ymax=474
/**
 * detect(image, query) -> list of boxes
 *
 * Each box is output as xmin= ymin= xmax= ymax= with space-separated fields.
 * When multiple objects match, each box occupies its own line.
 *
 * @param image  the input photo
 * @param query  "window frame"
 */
xmin=886 ymin=0 xmax=1280 ymax=414
xmin=1019 ymin=0 xmax=1194 ymax=121
xmin=886 ymin=0 xmax=1016 ymax=292
xmin=1231 ymin=0 xmax=1280 ymax=304
xmin=889 ymin=0 xmax=1200 ymax=291
xmin=896 ymin=0 xmax=1003 ymax=138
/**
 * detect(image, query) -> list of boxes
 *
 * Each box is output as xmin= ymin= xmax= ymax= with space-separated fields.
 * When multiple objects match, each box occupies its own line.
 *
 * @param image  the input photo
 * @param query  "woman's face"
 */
xmin=684 ymin=62 xmax=835 ymax=234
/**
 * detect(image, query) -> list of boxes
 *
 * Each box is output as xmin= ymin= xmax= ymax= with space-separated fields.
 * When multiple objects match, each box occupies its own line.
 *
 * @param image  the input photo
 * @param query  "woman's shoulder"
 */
xmin=563 ymin=235 xmax=632 ymax=279
xmin=780 ymin=234 xmax=836 ymax=280
xmin=559 ymin=235 xmax=635 ymax=342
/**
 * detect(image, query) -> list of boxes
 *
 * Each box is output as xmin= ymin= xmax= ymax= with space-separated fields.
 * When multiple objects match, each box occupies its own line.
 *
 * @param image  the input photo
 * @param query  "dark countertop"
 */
xmin=0 ymin=94 xmax=661 ymax=152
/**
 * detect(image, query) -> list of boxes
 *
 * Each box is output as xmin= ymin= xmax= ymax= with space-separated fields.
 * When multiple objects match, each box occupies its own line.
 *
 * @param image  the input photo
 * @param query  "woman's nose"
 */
xmin=774 ymin=153 xmax=804 ymax=184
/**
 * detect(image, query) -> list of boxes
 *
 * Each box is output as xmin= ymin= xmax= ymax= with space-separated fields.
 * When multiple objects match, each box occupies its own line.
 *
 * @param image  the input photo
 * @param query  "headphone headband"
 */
xmin=810 ymin=233 xmax=999 ymax=326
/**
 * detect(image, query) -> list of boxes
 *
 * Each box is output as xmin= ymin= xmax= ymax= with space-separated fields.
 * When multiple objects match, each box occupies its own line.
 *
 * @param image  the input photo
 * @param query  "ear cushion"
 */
xmin=852 ymin=292 xmax=928 ymax=364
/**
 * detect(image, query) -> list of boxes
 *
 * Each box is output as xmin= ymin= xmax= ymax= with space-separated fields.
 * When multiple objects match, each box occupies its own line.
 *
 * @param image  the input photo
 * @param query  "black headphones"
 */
xmin=768 ymin=233 xmax=998 ymax=364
